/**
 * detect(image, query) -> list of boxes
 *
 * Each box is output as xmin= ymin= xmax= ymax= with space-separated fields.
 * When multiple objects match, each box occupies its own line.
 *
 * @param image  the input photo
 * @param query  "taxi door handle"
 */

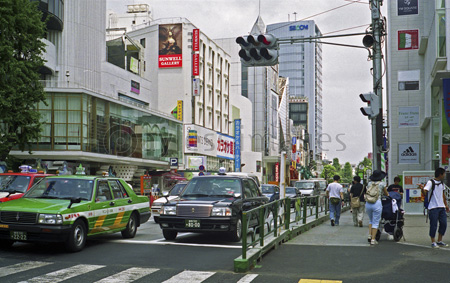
xmin=109 ymin=201 xmax=115 ymax=206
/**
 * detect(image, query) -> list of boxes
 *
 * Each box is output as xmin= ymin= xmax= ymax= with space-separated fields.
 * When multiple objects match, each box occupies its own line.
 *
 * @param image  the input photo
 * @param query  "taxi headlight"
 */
xmin=211 ymin=207 xmax=231 ymax=217
xmin=161 ymin=206 xmax=176 ymax=215
xmin=38 ymin=214 xmax=63 ymax=225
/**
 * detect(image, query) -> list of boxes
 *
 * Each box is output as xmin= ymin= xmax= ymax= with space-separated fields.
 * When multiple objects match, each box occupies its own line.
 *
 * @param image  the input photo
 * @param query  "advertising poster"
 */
xmin=398 ymin=30 xmax=419 ymax=50
xmin=398 ymin=143 xmax=420 ymax=164
xmin=403 ymin=171 xmax=434 ymax=214
xmin=398 ymin=106 xmax=419 ymax=127
xmin=158 ymin=24 xmax=182 ymax=68
xmin=184 ymin=125 xmax=234 ymax=159
xmin=397 ymin=0 xmax=418 ymax=16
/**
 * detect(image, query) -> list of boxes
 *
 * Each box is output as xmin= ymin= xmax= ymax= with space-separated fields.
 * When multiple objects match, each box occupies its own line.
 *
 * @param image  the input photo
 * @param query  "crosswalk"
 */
xmin=0 ymin=260 xmax=259 ymax=283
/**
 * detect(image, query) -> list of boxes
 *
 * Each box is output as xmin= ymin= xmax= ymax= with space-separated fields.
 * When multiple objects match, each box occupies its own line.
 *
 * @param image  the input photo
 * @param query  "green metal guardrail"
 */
xmin=235 ymin=195 xmax=350 ymax=272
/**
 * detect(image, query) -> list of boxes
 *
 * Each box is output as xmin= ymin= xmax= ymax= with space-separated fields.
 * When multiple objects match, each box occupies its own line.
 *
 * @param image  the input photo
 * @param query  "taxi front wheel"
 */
xmin=121 ymin=213 xmax=138 ymax=239
xmin=65 ymin=220 xmax=86 ymax=252
xmin=0 ymin=240 xmax=14 ymax=249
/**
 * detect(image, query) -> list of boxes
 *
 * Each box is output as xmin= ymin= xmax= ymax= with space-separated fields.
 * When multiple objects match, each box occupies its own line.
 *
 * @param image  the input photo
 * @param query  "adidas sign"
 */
xmin=401 ymin=146 xmax=417 ymax=156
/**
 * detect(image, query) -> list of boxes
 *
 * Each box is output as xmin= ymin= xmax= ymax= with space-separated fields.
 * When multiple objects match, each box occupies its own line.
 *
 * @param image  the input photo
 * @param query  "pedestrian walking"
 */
xmin=387 ymin=176 xmax=404 ymax=197
xmin=326 ymin=175 xmax=344 ymax=226
xmin=420 ymin=167 xmax=450 ymax=248
xmin=365 ymin=170 xmax=389 ymax=245
xmin=350 ymin=175 xmax=365 ymax=227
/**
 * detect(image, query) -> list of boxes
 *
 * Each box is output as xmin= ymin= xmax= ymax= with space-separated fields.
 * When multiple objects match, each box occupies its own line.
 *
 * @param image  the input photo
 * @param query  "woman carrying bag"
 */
xmin=350 ymin=175 xmax=365 ymax=227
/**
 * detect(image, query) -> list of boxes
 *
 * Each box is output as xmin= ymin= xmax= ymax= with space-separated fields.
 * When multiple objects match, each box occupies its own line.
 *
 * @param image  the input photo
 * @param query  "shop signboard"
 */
xmin=184 ymin=124 xmax=234 ymax=159
xmin=398 ymin=30 xmax=419 ymax=50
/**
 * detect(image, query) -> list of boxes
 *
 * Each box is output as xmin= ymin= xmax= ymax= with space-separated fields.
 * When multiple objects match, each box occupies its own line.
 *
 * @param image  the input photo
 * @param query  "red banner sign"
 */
xmin=193 ymin=54 xmax=199 ymax=76
xmin=193 ymin=29 xmax=200 ymax=51
xmin=275 ymin=162 xmax=279 ymax=182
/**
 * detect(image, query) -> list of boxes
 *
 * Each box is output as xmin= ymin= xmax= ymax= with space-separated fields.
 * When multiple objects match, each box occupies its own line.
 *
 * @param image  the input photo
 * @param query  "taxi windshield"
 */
xmin=170 ymin=183 xmax=186 ymax=196
xmin=24 ymin=178 xmax=94 ymax=200
xmin=295 ymin=182 xmax=315 ymax=189
xmin=0 ymin=175 xmax=31 ymax=193
xmin=181 ymin=178 xmax=241 ymax=197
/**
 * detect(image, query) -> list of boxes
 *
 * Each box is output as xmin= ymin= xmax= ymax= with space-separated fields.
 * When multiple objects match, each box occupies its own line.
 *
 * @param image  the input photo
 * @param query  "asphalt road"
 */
xmin=0 ymin=212 xmax=449 ymax=282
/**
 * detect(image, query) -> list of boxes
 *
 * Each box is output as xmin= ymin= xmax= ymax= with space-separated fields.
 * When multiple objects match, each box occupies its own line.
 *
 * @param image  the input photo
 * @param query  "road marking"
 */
xmin=94 ymin=267 xmax=159 ymax=283
xmin=237 ymin=274 xmax=258 ymax=282
xmin=299 ymin=280 xmax=342 ymax=283
xmin=398 ymin=242 xmax=450 ymax=251
xmin=0 ymin=261 xmax=53 ymax=277
xmin=111 ymin=238 xmax=242 ymax=249
xmin=18 ymin=264 xmax=104 ymax=283
xmin=161 ymin=270 xmax=215 ymax=283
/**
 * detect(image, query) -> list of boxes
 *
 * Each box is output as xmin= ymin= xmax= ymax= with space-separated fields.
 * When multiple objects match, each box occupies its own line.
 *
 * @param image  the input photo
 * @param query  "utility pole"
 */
xmin=370 ymin=0 xmax=384 ymax=171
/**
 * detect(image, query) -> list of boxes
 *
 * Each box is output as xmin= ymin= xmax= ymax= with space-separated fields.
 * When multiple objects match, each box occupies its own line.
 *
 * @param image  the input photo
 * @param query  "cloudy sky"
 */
xmin=108 ymin=0 xmax=387 ymax=165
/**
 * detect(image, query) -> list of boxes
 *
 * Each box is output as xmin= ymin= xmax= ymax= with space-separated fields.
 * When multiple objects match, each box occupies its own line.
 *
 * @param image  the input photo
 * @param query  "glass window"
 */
xmin=96 ymin=180 xmax=113 ymax=202
xmin=109 ymin=180 xmax=128 ymax=199
xmin=243 ymin=179 xmax=257 ymax=198
xmin=54 ymin=95 xmax=67 ymax=110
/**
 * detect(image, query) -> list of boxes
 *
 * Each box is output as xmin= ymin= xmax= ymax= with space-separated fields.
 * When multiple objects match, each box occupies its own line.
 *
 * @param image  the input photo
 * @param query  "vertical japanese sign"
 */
xmin=442 ymin=79 xmax=450 ymax=166
xmin=158 ymin=24 xmax=182 ymax=68
xmin=275 ymin=162 xmax=280 ymax=182
xmin=234 ymin=119 xmax=241 ymax=172
xmin=398 ymin=30 xmax=419 ymax=50
xmin=177 ymin=100 xmax=183 ymax=121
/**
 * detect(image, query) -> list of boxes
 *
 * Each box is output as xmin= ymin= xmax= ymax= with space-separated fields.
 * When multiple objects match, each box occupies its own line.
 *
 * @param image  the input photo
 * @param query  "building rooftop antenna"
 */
xmin=293 ymin=12 xmax=297 ymax=21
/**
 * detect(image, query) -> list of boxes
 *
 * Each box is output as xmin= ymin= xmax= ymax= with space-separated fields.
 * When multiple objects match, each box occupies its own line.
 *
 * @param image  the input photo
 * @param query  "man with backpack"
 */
xmin=420 ymin=167 xmax=450 ymax=248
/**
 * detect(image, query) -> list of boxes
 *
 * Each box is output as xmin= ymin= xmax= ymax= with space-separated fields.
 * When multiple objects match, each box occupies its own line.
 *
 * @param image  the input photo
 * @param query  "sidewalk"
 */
xmin=286 ymin=209 xmax=434 ymax=248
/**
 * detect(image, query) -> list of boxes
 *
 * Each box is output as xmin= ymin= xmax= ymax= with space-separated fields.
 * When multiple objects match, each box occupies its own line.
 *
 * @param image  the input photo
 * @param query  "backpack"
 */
xmin=423 ymin=179 xmax=437 ymax=222
xmin=364 ymin=182 xmax=380 ymax=203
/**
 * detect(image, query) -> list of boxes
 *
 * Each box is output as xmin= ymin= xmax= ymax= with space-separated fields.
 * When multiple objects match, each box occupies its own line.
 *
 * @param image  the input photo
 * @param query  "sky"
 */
xmin=107 ymin=0 xmax=388 ymax=165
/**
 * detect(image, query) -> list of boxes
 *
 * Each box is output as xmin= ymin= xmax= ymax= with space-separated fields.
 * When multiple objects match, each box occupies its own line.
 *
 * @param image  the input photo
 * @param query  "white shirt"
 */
xmin=326 ymin=182 xmax=343 ymax=199
xmin=424 ymin=179 xmax=446 ymax=210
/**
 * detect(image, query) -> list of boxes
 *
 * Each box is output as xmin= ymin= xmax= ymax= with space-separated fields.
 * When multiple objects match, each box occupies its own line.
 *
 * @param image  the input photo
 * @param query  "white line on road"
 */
xmin=237 ymin=274 xmax=259 ymax=283
xmin=161 ymin=270 xmax=215 ymax=283
xmin=0 ymin=261 xmax=53 ymax=277
xmin=398 ymin=242 xmax=450 ymax=251
xmin=18 ymin=264 xmax=104 ymax=283
xmin=94 ymin=267 xmax=159 ymax=283
xmin=111 ymin=238 xmax=242 ymax=249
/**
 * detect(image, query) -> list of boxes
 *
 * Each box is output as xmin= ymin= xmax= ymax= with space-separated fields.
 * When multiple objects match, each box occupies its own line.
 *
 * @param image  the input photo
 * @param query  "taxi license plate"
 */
xmin=10 ymin=231 xmax=27 ymax=241
xmin=185 ymin=219 xmax=200 ymax=228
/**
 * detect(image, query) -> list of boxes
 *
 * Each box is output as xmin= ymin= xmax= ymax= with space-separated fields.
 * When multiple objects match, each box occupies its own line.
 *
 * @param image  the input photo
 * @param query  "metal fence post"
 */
xmin=302 ymin=197 xmax=307 ymax=224
xmin=242 ymin=212 xmax=247 ymax=259
xmin=316 ymin=196 xmax=319 ymax=219
xmin=259 ymin=206 xmax=265 ymax=247
xmin=285 ymin=198 xmax=290 ymax=229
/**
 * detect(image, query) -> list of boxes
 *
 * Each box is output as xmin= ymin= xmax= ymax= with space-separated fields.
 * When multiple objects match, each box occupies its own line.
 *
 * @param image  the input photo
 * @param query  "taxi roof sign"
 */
xmin=76 ymin=164 xmax=86 ymax=175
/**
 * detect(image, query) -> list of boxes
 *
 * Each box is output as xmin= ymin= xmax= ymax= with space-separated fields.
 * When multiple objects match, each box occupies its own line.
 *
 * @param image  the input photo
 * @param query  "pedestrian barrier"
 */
xmin=234 ymin=195 xmax=350 ymax=272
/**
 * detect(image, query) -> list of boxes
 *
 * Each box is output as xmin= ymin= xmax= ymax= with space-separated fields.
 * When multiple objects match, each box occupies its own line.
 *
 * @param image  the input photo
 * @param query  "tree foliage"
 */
xmin=332 ymin=158 xmax=341 ymax=173
xmin=341 ymin=162 xmax=353 ymax=183
xmin=320 ymin=164 xmax=337 ymax=184
xmin=0 ymin=0 xmax=47 ymax=161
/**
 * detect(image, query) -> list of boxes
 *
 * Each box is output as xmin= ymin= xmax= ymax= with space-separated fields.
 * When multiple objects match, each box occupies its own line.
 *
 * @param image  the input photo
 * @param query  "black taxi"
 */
xmin=158 ymin=175 xmax=268 ymax=242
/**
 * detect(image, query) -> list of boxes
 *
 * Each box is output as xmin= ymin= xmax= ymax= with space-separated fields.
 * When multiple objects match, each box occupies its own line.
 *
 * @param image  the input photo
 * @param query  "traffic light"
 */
xmin=236 ymin=34 xmax=279 ymax=67
xmin=359 ymin=92 xmax=380 ymax=118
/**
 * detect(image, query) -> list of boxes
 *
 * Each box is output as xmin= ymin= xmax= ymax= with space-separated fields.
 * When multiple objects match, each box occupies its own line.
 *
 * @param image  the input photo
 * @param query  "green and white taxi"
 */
xmin=0 ymin=172 xmax=150 ymax=252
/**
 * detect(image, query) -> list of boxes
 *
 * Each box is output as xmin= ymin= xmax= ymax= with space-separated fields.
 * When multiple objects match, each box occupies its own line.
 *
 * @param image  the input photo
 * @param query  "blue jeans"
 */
xmin=329 ymin=202 xmax=342 ymax=225
xmin=429 ymin=207 xmax=447 ymax=238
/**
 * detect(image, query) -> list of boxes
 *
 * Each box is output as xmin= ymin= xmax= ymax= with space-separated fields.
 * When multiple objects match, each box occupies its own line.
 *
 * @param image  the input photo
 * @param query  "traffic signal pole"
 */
xmin=370 ymin=0 xmax=383 ymax=171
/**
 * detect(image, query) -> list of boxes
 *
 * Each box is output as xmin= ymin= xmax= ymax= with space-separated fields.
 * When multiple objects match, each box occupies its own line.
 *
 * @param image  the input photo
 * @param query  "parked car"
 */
xmin=225 ymin=172 xmax=261 ymax=188
xmin=0 ymin=173 xmax=150 ymax=252
xmin=261 ymin=184 xmax=280 ymax=202
xmin=285 ymin=186 xmax=301 ymax=207
xmin=151 ymin=181 xmax=188 ymax=223
xmin=0 ymin=166 xmax=52 ymax=203
xmin=294 ymin=180 xmax=321 ymax=204
xmin=158 ymin=175 xmax=269 ymax=242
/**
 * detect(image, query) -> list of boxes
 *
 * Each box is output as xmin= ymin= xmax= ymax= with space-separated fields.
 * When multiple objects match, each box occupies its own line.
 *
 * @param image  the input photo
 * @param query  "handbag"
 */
xmin=350 ymin=186 xmax=364 ymax=208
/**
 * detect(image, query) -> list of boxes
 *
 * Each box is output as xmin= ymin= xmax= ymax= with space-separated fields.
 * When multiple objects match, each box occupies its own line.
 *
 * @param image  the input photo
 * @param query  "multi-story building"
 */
xmin=387 ymin=1 xmax=449 ymax=213
xmin=11 ymin=0 xmax=183 ymax=187
xmin=107 ymin=6 xmax=235 ymax=174
xmin=267 ymin=21 xmax=323 ymax=161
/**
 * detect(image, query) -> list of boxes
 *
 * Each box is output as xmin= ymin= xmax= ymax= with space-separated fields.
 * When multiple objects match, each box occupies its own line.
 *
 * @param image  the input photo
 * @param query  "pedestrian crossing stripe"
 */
xmin=95 ymin=267 xmax=159 ymax=283
xmin=0 ymin=260 xmax=344 ymax=283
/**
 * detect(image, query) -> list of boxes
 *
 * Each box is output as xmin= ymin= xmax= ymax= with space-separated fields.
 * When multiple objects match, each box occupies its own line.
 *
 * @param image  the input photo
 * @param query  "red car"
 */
xmin=0 ymin=167 xmax=52 ymax=203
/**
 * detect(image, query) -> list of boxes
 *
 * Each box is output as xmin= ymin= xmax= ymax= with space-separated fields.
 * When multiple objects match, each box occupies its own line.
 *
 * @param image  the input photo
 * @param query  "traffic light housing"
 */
xmin=359 ymin=92 xmax=380 ymax=118
xmin=236 ymin=34 xmax=279 ymax=67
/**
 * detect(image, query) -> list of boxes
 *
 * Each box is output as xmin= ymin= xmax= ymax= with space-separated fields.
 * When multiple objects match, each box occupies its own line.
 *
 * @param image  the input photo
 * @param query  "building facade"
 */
xmin=387 ymin=1 xmax=450 ymax=213
xmin=267 ymin=21 xmax=323 ymax=161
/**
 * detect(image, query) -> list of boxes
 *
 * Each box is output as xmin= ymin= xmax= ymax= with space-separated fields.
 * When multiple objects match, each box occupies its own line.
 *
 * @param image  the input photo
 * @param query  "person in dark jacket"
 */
xmin=350 ymin=176 xmax=366 ymax=227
